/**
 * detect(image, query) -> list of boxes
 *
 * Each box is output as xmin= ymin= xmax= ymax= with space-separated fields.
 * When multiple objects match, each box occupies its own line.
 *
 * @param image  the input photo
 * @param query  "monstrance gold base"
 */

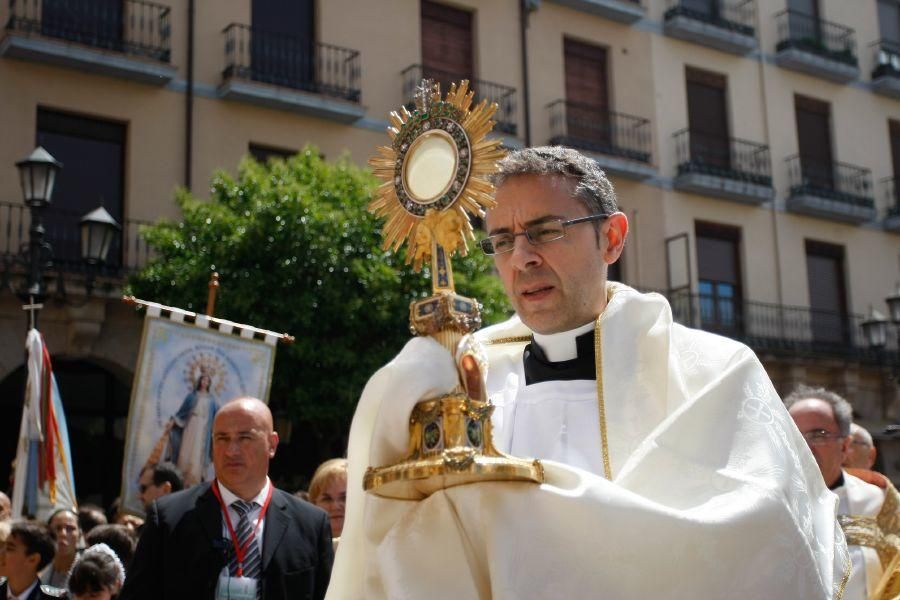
xmin=363 ymin=392 xmax=544 ymax=500
xmin=363 ymin=451 xmax=544 ymax=500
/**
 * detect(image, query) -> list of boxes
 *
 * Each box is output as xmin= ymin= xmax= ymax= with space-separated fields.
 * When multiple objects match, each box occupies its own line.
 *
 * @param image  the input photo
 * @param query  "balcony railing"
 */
xmin=0 ymin=202 xmax=153 ymax=278
xmin=674 ymin=129 xmax=771 ymax=185
xmin=775 ymin=10 xmax=857 ymax=66
xmin=6 ymin=0 xmax=171 ymax=62
xmin=664 ymin=0 xmax=755 ymax=36
xmin=882 ymin=177 xmax=900 ymax=217
xmin=401 ymin=65 xmax=517 ymax=136
xmin=223 ymin=24 xmax=361 ymax=102
xmin=786 ymin=155 xmax=874 ymax=208
xmin=548 ymin=100 xmax=651 ymax=163
xmin=872 ymin=40 xmax=900 ymax=79
xmin=667 ymin=292 xmax=899 ymax=359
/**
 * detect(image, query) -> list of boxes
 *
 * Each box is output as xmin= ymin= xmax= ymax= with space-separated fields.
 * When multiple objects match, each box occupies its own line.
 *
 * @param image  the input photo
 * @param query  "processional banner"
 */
xmin=120 ymin=301 xmax=278 ymax=516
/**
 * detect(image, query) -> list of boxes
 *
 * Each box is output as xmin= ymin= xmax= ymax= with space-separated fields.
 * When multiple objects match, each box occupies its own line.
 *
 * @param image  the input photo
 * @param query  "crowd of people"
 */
xmin=0 ymin=399 xmax=347 ymax=599
xmin=0 ymin=146 xmax=896 ymax=598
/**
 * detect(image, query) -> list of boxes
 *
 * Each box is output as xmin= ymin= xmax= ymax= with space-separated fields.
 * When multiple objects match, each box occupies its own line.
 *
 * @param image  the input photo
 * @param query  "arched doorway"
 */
xmin=0 ymin=360 xmax=131 ymax=511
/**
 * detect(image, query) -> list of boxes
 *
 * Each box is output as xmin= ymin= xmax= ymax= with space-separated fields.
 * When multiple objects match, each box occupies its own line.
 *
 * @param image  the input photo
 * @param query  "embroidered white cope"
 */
xmin=327 ymin=285 xmax=849 ymax=599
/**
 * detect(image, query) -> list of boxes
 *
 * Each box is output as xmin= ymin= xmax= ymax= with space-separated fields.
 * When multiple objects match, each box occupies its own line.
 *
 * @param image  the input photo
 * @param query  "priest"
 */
xmin=328 ymin=146 xmax=850 ymax=599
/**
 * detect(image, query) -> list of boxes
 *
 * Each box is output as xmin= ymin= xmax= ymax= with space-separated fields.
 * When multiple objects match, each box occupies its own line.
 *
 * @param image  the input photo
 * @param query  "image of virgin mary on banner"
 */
xmin=120 ymin=300 xmax=282 ymax=516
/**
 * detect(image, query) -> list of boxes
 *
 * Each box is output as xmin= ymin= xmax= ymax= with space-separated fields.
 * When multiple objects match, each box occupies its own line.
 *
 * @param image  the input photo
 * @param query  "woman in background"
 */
xmin=308 ymin=458 xmax=347 ymax=542
xmin=41 ymin=508 xmax=80 ymax=588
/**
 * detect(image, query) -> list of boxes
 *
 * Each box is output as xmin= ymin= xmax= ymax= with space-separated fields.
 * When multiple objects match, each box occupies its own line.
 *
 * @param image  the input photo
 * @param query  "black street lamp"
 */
xmin=8 ymin=147 xmax=121 ymax=325
xmin=862 ymin=307 xmax=889 ymax=349
xmin=16 ymin=147 xmax=61 ymax=298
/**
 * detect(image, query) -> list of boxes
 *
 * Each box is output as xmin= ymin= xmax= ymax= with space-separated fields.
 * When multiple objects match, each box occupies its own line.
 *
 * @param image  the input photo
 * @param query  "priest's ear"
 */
xmin=601 ymin=212 xmax=628 ymax=264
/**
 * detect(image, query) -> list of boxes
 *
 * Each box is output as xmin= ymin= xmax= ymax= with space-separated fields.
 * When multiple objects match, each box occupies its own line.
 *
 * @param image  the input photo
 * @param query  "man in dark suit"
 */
xmin=120 ymin=397 xmax=333 ymax=600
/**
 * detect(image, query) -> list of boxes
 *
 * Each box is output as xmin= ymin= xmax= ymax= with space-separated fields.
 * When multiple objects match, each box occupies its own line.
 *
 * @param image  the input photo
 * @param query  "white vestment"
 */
xmin=836 ymin=471 xmax=887 ymax=600
xmin=328 ymin=285 xmax=849 ymax=599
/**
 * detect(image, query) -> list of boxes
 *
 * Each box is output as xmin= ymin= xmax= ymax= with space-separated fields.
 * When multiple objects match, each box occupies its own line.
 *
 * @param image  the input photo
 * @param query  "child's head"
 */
xmin=67 ymin=543 xmax=126 ymax=600
xmin=5 ymin=521 xmax=55 ymax=580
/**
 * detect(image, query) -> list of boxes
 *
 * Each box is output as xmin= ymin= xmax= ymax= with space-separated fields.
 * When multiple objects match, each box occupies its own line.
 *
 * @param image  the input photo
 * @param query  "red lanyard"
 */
xmin=211 ymin=479 xmax=274 ymax=577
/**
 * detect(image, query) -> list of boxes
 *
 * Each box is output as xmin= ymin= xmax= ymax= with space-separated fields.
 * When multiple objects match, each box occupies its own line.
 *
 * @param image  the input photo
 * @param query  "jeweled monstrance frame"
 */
xmin=363 ymin=80 xmax=543 ymax=499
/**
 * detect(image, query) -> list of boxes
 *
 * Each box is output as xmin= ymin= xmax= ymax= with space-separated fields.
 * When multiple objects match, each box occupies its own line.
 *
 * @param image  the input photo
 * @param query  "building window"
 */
xmin=250 ymin=0 xmax=316 ymax=89
xmin=695 ymin=222 xmax=742 ymax=336
xmin=563 ymin=38 xmax=610 ymax=147
xmin=421 ymin=1 xmax=473 ymax=85
xmin=805 ymin=240 xmax=849 ymax=345
xmin=686 ymin=67 xmax=730 ymax=172
xmin=249 ymin=143 xmax=296 ymax=163
xmin=36 ymin=107 xmax=126 ymax=268
xmin=879 ymin=0 xmax=900 ymax=43
xmin=794 ymin=95 xmax=833 ymax=192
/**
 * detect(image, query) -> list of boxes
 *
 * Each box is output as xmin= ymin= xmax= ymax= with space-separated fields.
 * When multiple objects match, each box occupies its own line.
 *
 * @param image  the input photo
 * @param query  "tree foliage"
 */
xmin=127 ymin=148 xmax=511 ymax=475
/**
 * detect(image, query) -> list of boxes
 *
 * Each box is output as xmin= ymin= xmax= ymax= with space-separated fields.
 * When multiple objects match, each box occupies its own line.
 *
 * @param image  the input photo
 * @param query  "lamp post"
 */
xmin=862 ymin=307 xmax=890 ymax=350
xmin=16 ymin=147 xmax=61 ymax=299
xmin=9 ymin=147 xmax=121 ymax=327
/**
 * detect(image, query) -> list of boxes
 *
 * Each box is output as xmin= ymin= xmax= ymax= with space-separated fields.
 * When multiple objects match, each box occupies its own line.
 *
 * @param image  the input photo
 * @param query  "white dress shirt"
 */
xmin=7 ymin=579 xmax=39 ymax=600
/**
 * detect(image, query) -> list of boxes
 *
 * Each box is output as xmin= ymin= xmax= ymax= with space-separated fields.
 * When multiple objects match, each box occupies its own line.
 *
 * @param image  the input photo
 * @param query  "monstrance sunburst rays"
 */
xmin=368 ymin=80 xmax=506 ymax=271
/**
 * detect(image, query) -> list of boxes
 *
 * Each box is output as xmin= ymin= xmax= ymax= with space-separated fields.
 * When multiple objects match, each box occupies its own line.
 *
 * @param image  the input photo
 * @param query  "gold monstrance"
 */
xmin=363 ymin=80 xmax=543 ymax=499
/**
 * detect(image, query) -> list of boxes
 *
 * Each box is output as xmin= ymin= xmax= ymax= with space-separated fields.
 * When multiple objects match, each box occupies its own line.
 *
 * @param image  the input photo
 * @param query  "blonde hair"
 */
xmin=0 ymin=520 xmax=10 ymax=544
xmin=308 ymin=458 xmax=348 ymax=504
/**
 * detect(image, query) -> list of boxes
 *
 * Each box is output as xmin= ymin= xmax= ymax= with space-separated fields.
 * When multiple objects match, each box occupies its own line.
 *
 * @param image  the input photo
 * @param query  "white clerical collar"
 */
xmin=8 ymin=579 xmax=39 ymax=600
xmin=218 ymin=477 xmax=271 ymax=507
xmin=532 ymin=321 xmax=596 ymax=362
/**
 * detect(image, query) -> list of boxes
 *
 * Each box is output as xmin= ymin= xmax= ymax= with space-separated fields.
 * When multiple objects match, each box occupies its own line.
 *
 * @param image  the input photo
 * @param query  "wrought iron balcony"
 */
xmin=785 ymin=155 xmax=876 ymax=223
xmin=774 ymin=10 xmax=859 ymax=82
xmin=871 ymin=40 xmax=900 ymax=98
xmin=223 ymin=24 xmax=360 ymax=102
xmin=880 ymin=177 xmax=900 ymax=233
xmin=667 ymin=291 xmax=899 ymax=362
xmin=673 ymin=129 xmax=773 ymax=204
xmin=401 ymin=65 xmax=517 ymax=136
xmin=0 ymin=201 xmax=152 ymax=281
xmin=548 ymin=100 xmax=654 ymax=179
xmin=663 ymin=0 xmax=757 ymax=55
xmin=2 ymin=0 xmax=174 ymax=82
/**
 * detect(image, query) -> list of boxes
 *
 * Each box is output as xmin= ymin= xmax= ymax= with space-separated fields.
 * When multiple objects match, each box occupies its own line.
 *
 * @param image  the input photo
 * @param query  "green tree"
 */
xmin=127 ymin=147 xmax=511 ymax=485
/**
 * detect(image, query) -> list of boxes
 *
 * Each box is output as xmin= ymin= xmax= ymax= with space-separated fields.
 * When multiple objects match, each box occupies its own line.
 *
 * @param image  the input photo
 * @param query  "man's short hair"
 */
xmin=142 ymin=461 xmax=184 ymax=493
xmin=85 ymin=524 xmax=137 ymax=568
xmin=78 ymin=504 xmax=108 ymax=535
xmin=10 ymin=520 xmax=55 ymax=571
xmin=489 ymin=146 xmax=618 ymax=216
xmin=783 ymin=385 xmax=853 ymax=436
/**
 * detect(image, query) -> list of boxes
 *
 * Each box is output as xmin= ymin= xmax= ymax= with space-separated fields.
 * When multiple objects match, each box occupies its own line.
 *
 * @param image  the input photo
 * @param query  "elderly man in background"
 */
xmin=122 ymin=397 xmax=333 ymax=600
xmin=846 ymin=424 xmax=879 ymax=471
xmin=786 ymin=385 xmax=900 ymax=600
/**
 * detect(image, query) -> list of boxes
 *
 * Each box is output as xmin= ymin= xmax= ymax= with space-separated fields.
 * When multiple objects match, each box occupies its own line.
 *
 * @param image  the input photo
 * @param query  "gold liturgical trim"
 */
xmin=594 ymin=315 xmax=612 ymax=480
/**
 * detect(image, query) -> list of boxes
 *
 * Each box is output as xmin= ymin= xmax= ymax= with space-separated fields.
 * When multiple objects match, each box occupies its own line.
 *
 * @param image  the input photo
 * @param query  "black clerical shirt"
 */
xmin=523 ymin=329 xmax=596 ymax=385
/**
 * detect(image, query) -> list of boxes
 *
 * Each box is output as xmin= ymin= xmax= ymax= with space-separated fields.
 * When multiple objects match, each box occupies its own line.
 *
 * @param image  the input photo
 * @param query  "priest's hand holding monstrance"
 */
xmin=363 ymin=80 xmax=542 ymax=499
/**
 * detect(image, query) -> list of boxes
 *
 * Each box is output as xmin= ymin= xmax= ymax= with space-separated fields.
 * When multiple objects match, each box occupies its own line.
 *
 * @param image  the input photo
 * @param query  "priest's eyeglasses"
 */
xmin=801 ymin=429 xmax=845 ymax=446
xmin=479 ymin=214 xmax=609 ymax=256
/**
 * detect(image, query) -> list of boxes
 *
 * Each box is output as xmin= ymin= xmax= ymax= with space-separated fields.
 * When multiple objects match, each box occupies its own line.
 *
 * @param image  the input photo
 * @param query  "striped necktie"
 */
xmin=228 ymin=499 xmax=262 ymax=579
